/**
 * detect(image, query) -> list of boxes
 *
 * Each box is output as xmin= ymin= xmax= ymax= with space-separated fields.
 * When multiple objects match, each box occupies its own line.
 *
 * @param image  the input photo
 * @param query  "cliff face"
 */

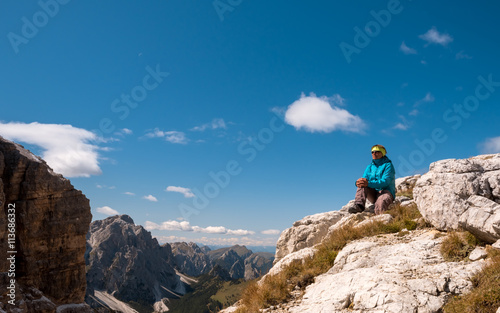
xmin=0 ymin=136 xmax=92 ymax=312
xmin=170 ymin=242 xmax=212 ymax=276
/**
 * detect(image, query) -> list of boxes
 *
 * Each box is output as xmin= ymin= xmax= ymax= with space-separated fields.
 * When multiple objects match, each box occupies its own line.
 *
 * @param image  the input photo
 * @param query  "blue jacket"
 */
xmin=360 ymin=156 xmax=396 ymax=199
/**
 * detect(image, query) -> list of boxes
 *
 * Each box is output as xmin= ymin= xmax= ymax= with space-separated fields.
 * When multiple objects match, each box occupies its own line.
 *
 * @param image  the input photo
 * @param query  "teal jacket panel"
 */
xmin=361 ymin=156 xmax=396 ymax=199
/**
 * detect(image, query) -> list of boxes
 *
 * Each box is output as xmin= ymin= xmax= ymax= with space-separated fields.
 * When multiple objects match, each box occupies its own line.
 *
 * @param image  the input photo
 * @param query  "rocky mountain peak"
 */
xmin=86 ymin=214 xmax=183 ymax=311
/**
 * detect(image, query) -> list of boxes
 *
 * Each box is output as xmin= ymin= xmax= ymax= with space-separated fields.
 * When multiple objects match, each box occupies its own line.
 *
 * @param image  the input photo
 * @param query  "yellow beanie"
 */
xmin=371 ymin=146 xmax=386 ymax=156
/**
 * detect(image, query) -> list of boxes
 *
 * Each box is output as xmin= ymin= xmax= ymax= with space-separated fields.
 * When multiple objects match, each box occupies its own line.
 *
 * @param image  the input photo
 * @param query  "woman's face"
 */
xmin=372 ymin=151 xmax=383 ymax=160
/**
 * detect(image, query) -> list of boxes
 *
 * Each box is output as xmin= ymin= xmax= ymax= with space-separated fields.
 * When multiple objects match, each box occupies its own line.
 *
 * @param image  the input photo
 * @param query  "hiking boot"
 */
xmin=348 ymin=204 xmax=365 ymax=214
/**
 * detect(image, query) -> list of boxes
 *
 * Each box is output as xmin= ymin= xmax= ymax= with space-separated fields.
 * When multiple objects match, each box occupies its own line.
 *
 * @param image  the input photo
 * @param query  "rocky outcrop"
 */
xmin=288 ymin=230 xmax=484 ymax=313
xmin=414 ymin=154 xmax=500 ymax=242
xmin=0 ymin=136 xmax=92 ymax=312
xmin=85 ymin=215 xmax=184 ymax=311
xmin=272 ymin=175 xmax=421 ymax=266
xmin=274 ymin=211 xmax=346 ymax=264
xmin=171 ymin=242 xmax=212 ymax=276
xmin=395 ymin=174 xmax=421 ymax=194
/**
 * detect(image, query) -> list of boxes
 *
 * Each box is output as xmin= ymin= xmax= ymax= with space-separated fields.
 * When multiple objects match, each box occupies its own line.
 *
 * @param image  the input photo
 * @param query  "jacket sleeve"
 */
xmin=355 ymin=165 xmax=371 ymax=187
xmin=362 ymin=165 xmax=371 ymax=180
xmin=367 ymin=162 xmax=395 ymax=190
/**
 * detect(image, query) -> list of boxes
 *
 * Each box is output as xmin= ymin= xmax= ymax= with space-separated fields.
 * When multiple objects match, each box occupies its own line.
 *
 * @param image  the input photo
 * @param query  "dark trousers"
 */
xmin=355 ymin=187 xmax=394 ymax=215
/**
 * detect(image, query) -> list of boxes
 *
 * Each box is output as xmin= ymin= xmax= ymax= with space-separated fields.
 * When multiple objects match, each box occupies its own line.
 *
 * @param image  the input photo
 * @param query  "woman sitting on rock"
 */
xmin=349 ymin=144 xmax=396 ymax=215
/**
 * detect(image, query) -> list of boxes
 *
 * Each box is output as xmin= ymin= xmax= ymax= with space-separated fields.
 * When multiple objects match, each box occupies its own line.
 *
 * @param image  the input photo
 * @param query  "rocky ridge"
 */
xmin=85 ymin=214 xmax=185 ymax=312
xmin=222 ymin=154 xmax=500 ymax=313
xmin=0 ymin=136 xmax=92 ymax=312
xmin=172 ymin=243 xmax=274 ymax=281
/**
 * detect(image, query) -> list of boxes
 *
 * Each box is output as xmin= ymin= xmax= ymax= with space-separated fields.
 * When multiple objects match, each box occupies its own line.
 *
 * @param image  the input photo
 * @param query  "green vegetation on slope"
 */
xmin=167 ymin=274 xmax=250 ymax=313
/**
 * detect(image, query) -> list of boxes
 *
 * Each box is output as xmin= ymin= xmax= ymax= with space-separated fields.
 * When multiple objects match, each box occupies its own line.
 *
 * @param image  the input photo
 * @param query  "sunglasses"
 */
xmin=371 ymin=151 xmax=382 ymax=154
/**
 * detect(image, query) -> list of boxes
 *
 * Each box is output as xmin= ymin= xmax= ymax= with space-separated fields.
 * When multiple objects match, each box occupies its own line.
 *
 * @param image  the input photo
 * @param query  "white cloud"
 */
xmin=456 ymin=50 xmax=473 ymax=60
xmin=393 ymin=123 xmax=409 ymax=131
xmin=419 ymin=27 xmax=453 ymax=46
xmin=123 ymin=192 xmax=135 ymax=196
xmin=155 ymin=235 xmax=278 ymax=247
xmin=479 ymin=137 xmax=500 ymax=153
xmin=228 ymin=229 xmax=256 ymax=236
xmin=261 ymin=229 xmax=281 ymax=235
xmin=166 ymin=186 xmax=195 ymax=198
xmin=400 ymin=41 xmax=417 ymax=54
xmin=409 ymin=109 xmax=419 ymax=116
xmin=191 ymin=118 xmax=227 ymax=131
xmin=145 ymin=220 xmax=255 ymax=236
xmin=143 ymin=195 xmax=158 ymax=202
xmin=0 ymin=122 xmax=102 ymax=177
xmin=145 ymin=128 xmax=188 ymax=144
xmin=145 ymin=220 xmax=192 ymax=231
xmin=194 ymin=226 xmax=228 ymax=234
xmin=284 ymin=93 xmax=366 ymax=133
xmin=414 ymin=92 xmax=435 ymax=107
xmin=96 ymin=206 xmax=119 ymax=216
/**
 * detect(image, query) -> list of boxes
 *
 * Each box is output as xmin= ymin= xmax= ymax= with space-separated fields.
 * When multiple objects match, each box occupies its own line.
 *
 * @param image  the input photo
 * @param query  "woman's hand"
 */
xmin=356 ymin=178 xmax=368 ymax=188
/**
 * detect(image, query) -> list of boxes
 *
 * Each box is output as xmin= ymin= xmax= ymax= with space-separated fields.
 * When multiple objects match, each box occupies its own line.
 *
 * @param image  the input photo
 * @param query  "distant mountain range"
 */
xmin=85 ymin=215 xmax=274 ymax=312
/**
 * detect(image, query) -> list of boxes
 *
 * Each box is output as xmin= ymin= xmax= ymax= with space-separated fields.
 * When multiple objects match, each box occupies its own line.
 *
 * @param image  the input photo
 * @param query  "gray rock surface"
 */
xmin=85 ymin=215 xmax=184 ymax=311
xmin=289 ymin=230 xmax=484 ymax=313
xmin=469 ymin=246 xmax=487 ymax=261
xmin=396 ymin=174 xmax=421 ymax=194
xmin=171 ymin=242 xmax=212 ymax=276
xmin=274 ymin=211 xmax=346 ymax=264
xmin=414 ymin=154 xmax=500 ymax=242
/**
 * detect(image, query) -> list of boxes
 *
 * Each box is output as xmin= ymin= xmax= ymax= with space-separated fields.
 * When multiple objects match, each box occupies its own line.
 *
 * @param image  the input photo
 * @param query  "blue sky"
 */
xmin=2 ymin=0 xmax=500 ymax=247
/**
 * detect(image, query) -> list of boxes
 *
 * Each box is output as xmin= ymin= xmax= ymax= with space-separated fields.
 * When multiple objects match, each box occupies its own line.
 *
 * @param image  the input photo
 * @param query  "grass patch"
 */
xmin=211 ymin=279 xmax=253 ymax=308
xmin=440 ymin=231 xmax=480 ymax=262
xmin=234 ymin=203 xmax=426 ymax=313
xmin=443 ymin=249 xmax=500 ymax=313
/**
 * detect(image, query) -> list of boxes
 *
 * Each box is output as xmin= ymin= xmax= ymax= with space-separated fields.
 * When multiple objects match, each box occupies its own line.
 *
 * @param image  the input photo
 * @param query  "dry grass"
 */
xmin=233 ymin=203 xmax=425 ymax=313
xmin=443 ymin=248 xmax=500 ymax=313
xmin=440 ymin=231 xmax=479 ymax=262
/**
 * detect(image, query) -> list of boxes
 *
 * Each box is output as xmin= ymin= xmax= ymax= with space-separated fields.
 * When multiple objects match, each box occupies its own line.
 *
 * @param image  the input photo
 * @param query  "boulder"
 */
xmin=274 ymin=211 xmax=346 ymax=263
xmin=414 ymin=154 xmax=500 ymax=242
xmin=396 ymin=174 xmax=421 ymax=195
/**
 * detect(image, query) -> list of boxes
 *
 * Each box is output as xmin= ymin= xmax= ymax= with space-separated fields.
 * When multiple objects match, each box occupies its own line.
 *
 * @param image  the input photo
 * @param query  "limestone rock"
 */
xmin=264 ymin=247 xmax=315 ymax=280
xmin=288 ymin=230 xmax=485 ymax=313
xmin=0 ymin=136 xmax=92 ymax=312
xmin=85 ymin=215 xmax=184 ymax=310
xmin=469 ymin=247 xmax=487 ymax=261
xmin=414 ymin=154 xmax=500 ymax=242
xmin=171 ymin=242 xmax=212 ymax=276
xmin=274 ymin=211 xmax=346 ymax=263
xmin=396 ymin=174 xmax=421 ymax=194
xmin=493 ymin=239 xmax=500 ymax=250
